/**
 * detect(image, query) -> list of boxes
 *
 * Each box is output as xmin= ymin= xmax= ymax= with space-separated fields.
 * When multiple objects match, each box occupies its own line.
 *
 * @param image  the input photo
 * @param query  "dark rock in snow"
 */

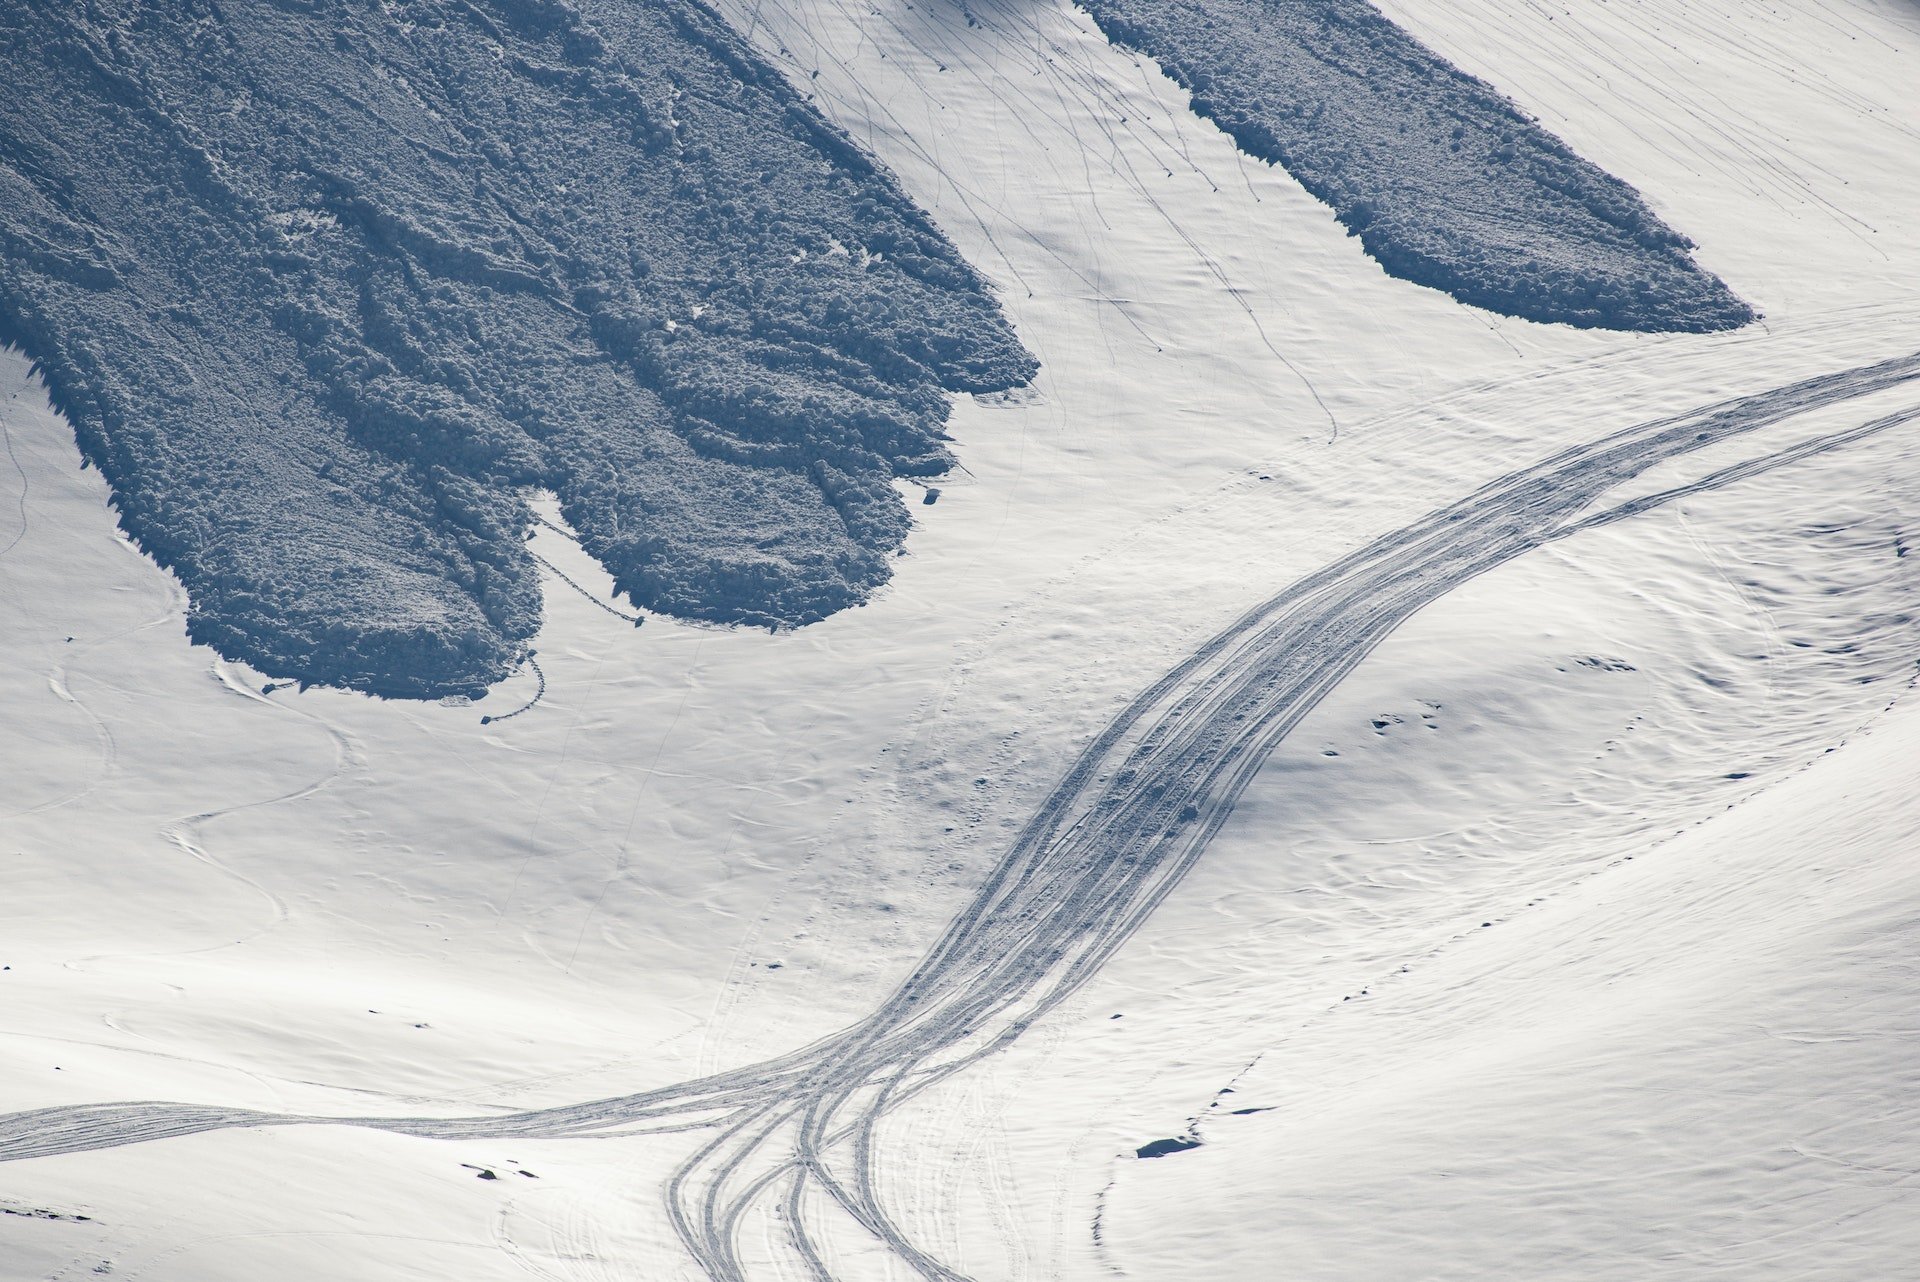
xmin=1135 ymin=1136 xmax=1203 ymax=1159
xmin=0 ymin=0 xmax=1033 ymax=698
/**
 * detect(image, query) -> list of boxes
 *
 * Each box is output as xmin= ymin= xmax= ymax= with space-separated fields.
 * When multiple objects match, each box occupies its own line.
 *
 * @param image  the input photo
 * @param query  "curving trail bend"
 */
xmin=4 ymin=353 xmax=1919 ymax=1280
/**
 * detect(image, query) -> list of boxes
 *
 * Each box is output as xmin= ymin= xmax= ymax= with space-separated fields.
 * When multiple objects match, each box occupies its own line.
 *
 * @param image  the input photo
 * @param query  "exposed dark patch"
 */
xmin=1134 ymin=1136 xmax=1202 ymax=1159
xmin=0 ymin=1203 xmax=93 ymax=1222
xmin=0 ymin=0 xmax=1032 ymax=698
xmin=1076 ymin=0 xmax=1753 ymax=331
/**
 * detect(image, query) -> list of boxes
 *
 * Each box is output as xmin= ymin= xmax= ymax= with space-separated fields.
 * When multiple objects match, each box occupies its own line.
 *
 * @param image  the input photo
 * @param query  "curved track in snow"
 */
xmin=3 ymin=353 xmax=1919 ymax=1280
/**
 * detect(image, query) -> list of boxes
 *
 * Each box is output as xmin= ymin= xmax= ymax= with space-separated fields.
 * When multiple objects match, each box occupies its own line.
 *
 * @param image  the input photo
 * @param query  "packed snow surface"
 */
xmin=3 ymin=0 xmax=1920 ymax=1279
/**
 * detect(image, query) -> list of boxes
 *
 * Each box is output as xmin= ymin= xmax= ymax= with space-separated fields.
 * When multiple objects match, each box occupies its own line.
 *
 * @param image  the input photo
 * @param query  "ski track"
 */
xmin=3 ymin=353 xmax=1920 ymax=1280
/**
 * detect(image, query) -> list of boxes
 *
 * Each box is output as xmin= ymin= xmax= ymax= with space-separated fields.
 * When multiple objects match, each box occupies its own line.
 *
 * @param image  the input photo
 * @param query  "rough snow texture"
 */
xmin=0 ymin=0 xmax=1033 ymax=698
xmin=1075 ymin=0 xmax=1754 ymax=332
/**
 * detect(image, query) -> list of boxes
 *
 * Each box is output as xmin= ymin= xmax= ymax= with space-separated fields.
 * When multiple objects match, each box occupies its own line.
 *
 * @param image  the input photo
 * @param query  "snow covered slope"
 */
xmin=1105 ymin=673 xmax=1920 ymax=1282
xmin=3 ymin=0 xmax=1919 ymax=1278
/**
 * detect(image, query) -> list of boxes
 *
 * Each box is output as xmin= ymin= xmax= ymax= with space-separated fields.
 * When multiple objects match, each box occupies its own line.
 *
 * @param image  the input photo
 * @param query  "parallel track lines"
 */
xmin=3 ymin=353 xmax=1917 ymax=1280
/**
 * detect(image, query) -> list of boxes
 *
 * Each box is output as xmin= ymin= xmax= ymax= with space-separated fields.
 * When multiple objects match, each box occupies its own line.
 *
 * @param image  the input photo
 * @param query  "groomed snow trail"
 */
xmin=3 ymin=353 xmax=1919 ymax=1280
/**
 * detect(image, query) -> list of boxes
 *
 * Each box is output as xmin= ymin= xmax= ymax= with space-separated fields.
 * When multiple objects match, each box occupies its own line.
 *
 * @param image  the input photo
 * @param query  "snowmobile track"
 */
xmin=4 ymin=352 xmax=1919 ymax=1281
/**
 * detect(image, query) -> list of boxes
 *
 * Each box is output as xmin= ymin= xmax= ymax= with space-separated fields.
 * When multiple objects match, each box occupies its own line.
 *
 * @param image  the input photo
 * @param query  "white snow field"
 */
xmin=4 ymin=1 xmax=1920 ymax=1279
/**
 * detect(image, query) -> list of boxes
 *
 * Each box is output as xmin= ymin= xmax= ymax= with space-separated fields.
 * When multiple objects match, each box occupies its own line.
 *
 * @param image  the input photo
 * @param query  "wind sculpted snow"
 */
xmin=0 ymin=0 xmax=1033 ymax=698
xmin=1076 ymin=0 xmax=1754 ymax=332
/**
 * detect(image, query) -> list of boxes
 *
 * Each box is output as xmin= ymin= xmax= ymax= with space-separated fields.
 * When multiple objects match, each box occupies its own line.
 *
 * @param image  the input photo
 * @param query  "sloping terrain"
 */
xmin=1107 ymin=693 xmax=1920 ymax=1282
xmin=1 ymin=0 xmax=1917 ymax=1279
xmin=1076 ymin=0 xmax=1753 ymax=331
xmin=7 ymin=352 xmax=1917 ymax=1279
xmin=0 ymin=0 xmax=1032 ymax=697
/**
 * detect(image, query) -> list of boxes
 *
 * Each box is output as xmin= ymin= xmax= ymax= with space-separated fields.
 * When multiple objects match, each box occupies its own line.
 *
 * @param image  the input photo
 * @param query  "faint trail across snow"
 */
xmin=0 ymin=409 xmax=28 ymax=564
xmin=3 ymin=355 xmax=1920 ymax=1282
xmin=61 ymin=659 xmax=358 ymax=967
xmin=530 ymin=552 xmax=643 ymax=628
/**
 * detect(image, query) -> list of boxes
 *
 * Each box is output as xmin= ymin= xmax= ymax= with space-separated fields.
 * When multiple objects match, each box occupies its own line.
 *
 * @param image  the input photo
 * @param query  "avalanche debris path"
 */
xmin=3 ymin=353 xmax=1918 ymax=1280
